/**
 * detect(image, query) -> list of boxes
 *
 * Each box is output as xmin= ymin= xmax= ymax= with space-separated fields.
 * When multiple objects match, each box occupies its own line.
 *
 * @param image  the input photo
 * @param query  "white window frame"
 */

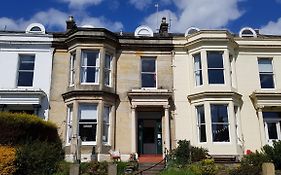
xmin=258 ymin=58 xmax=275 ymax=89
xmin=210 ymin=103 xmax=231 ymax=143
xmin=80 ymin=50 xmax=100 ymax=84
xmin=196 ymin=105 xmax=207 ymax=143
xmin=17 ymin=54 xmax=35 ymax=87
xmin=263 ymin=112 xmax=281 ymax=145
xmin=69 ymin=52 xmax=76 ymax=86
xmin=193 ymin=53 xmax=203 ymax=86
xmin=103 ymin=105 xmax=111 ymax=145
xmin=141 ymin=57 xmax=157 ymax=89
xmin=207 ymin=51 xmax=225 ymax=85
xmin=104 ymin=54 xmax=113 ymax=87
xmin=78 ymin=104 xmax=98 ymax=145
xmin=66 ymin=105 xmax=73 ymax=145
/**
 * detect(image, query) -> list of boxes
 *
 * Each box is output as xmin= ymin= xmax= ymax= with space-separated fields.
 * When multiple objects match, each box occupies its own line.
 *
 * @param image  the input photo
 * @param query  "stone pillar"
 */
xmin=164 ymin=105 xmax=171 ymax=151
xmin=96 ymin=101 xmax=104 ymax=154
xmin=262 ymin=163 xmax=275 ymax=175
xmin=257 ymin=107 xmax=266 ymax=147
xmin=131 ymin=105 xmax=137 ymax=153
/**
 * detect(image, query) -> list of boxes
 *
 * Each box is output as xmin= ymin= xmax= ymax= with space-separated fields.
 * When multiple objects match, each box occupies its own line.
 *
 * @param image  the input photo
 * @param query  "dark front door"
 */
xmin=138 ymin=118 xmax=162 ymax=155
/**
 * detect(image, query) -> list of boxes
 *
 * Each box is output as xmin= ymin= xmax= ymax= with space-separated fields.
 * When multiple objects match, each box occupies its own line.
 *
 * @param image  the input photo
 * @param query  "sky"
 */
xmin=0 ymin=0 xmax=281 ymax=35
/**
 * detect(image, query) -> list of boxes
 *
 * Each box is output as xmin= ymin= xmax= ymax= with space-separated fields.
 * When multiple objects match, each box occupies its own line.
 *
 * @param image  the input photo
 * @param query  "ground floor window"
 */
xmin=196 ymin=105 xmax=206 ymax=142
xmin=263 ymin=112 xmax=281 ymax=143
xmin=103 ymin=106 xmax=111 ymax=144
xmin=79 ymin=104 xmax=98 ymax=144
xmin=211 ymin=104 xmax=230 ymax=142
xmin=66 ymin=106 xmax=73 ymax=145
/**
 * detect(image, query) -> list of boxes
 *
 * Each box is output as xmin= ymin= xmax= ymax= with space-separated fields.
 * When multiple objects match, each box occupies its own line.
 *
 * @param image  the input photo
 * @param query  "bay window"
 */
xmin=79 ymin=104 xmax=98 ymax=144
xmin=81 ymin=50 xmax=100 ymax=84
xmin=207 ymin=51 xmax=224 ymax=84
xmin=104 ymin=54 xmax=112 ymax=86
xmin=103 ymin=106 xmax=111 ymax=144
xmin=194 ymin=53 xmax=203 ymax=86
xmin=69 ymin=52 xmax=76 ymax=86
xmin=263 ymin=112 xmax=281 ymax=143
xmin=66 ymin=106 xmax=73 ymax=145
xmin=211 ymin=104 xmax=230 ymax=142
xmin=196 ymin=105 xmax=206 ymax=142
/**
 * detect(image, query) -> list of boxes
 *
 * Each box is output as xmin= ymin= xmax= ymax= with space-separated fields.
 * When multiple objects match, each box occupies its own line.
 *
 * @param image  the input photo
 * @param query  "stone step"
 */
xmin=137 ymin=162 xmax=165 ymax=175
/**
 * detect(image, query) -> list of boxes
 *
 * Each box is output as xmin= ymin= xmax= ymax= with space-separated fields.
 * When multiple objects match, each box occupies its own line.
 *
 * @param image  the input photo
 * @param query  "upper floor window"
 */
xmin=258 ymin=58 xmax=274 ymax=89
xmin=17 ymin=55 xmax=35 ymax=87
xmin=103 ymin=106 xmax=111 ymax=144
xmin=141 ymin=58 xmax=156 ymax=88
xmin=211 ymin=104 xmax=230 ymax=142
xmin=81 ymin=50 xmax=100 ymax=84
xmin=196 ymin=105 xmax=206 ymax=142
xmin=79 ymin=104 xmax=98 ymax=144
xmin=207 ymin=51 xmax=224 ymax=84
xmin=104 ymin=54 xmax=113 ymax=86
xmin=69 ymin=52 xmax=76 ymax=86
xmin=194 ymin=53 xmax=203 ymax=86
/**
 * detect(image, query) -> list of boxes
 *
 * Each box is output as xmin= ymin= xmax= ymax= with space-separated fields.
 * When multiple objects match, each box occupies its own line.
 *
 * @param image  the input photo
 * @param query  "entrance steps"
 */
xmin=137 ymin=155 xmax=165 ymax=175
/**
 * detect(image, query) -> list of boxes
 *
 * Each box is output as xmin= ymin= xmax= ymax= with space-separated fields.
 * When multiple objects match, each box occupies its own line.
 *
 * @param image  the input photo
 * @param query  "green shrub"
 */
xmin=15 ymin=140 xmax=64 ymax=175
xmin=0 ymin=145 xmax=16 ymax=175
xmin=229 ymin=151 xmax=270 ymax=175
xmin=116 ymin=162 xmax=127 ymax=175
xmin=188 ymin=159 xmax=218 ymax=175
xmin=169 ymin=140 xmax=208 ymax=167
xmin=52 ymin=161 xmax=72 ymax=175
xmin=0 ymin=112 xmax=60 ymax=145
xmin=80 ymin=161 xmax=108 ymax=175
xmin=191 ymin=147 xmax=208 ymax=162
xmin=262 ymin=141 xmax=281 ymax=169
xmin=160 ymin=167 xmax=196 ymax=175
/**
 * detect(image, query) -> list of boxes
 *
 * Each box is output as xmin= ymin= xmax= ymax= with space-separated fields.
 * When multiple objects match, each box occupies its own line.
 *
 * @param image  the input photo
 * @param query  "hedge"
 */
xmin=0 ymin=145 xmax=16 ymax=175
xmin=0 ymin=112 xmax=60 ymax=145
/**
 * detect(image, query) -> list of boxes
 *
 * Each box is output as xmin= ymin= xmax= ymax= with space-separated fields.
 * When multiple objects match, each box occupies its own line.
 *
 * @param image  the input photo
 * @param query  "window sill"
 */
xmin=81 ymin=142 xmax=96 ymax=146
xmin=81 ymin=83 xmax=99 ymax=85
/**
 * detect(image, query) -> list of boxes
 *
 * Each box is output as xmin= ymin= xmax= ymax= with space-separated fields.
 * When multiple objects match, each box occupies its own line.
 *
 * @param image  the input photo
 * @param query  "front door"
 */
xmin=138 ymin=118 xmax=162 ymax=155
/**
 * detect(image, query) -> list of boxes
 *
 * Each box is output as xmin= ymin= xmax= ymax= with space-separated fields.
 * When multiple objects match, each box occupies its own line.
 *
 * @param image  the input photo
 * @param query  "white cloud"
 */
xmin=80 ymin=16 xmax=123 ymax=31
xmin=0 ymin=8 xmax=68 ymax=31
xmin=142 ymin=0 xmax=243 ymax=33
xmin=58 ymin=0 xmax=103 ymax=9
xmin=0 ymin=8 xmax=123 ymax=32
xmin=276 ymin=0 xmax=281 ymax=3
xmin=260 ymin=17 xmax=281 ymax=35
xmin=129 ymin=0 xmax=152 ymax=10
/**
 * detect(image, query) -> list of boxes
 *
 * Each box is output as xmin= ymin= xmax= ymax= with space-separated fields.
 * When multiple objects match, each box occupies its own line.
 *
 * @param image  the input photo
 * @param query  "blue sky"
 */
xmin=0 ymin=0 xmax=281 ymax=35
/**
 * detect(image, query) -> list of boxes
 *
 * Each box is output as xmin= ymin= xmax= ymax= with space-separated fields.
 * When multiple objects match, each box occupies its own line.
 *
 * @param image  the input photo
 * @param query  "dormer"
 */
xmin=134 ymin=25 xmax=154 ymax=37
xmin=25 ymin=23 xmax=46 ymax=34
xmin=185 ymin=27 xmax=200 ymax=37
xmin=239 ymin=27 xmax=257 ymax=38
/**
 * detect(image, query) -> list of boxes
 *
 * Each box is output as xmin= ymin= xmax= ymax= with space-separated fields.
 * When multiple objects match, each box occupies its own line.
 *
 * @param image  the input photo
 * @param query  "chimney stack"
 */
xmin=159 ymin=17 xmax=169 ymax=36
xmin=66 ymin=16 xmax=77 ymax=31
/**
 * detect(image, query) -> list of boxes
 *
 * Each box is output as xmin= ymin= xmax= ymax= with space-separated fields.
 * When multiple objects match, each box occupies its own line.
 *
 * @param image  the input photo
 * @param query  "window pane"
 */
xmin=142 ymin=59 xmax=155 ymax=72
xmin=200 ymin=125 xmax=207 ymax=142
xmin=263 ymin=112 xmax=281 ymax=119
xmin=17 ymin=72 xmax=34 ymax=86
xmin=211 ymin=104 xmax=228 ymax=123
xmin=260 ymin=74 xmax=274 ymax=88
xmin=79 ymin=124 xmax=97 ymax=141
xmin=79 ymin=105 xmax=97 ymax=120
xmin=212 ymin=124 xmax=230 ymax=142
xmin=19 ymin=61 xmax=34 ymax=70
xmin=104 ymin=71 xmax=110 ymax=86
xmin=258 ymin=59 xmax=273 ymax=72
xmin=194 ymin=54 xmax=202 ymax=86
xmin=142 ymin=74 xmax=156 ymax=87
xmin=207 ymin=51 xmax=223 ymax=68
xmin=105 ymin=54 xmax=112 ymax=69
xmin=267 ymin=123 xmax=278 ymax=139
xmin=83 ymin=51 xmax=98 ymax=66
xmin=208 ymin=70 xmax=224 ymax=84
xmin=103 ymin=125 xmax=109 ymax=142
xmin=196 ymin=105 xmax=205 ymax=123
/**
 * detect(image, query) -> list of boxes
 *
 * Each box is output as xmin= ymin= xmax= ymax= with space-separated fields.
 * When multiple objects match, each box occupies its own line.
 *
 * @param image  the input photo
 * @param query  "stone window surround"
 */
xmin=67 ymin=47 xmax=115 ymax=88
xmin=64 ymin=98 xmax=114 ymax=154
xmin=190 ymin=48 xmax=236 ymax=90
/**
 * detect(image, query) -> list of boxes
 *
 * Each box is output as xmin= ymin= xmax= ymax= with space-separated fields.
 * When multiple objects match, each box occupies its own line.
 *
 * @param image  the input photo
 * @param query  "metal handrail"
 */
xmin=133 ymin=157 xmax=166 ymax=175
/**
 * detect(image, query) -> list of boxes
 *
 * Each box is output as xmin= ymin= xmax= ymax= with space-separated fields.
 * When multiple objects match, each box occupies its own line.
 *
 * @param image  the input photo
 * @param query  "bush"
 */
xmin=191 ymin=147 xmax=208 ymax=162
xmin=169 ymin=140 xmax=208 ymax=167
xmin=15 ymin=140 xmax=64 ymax=175
xmin=262 ymin=140 xmax=281 ymax=169
xmin=0 ymin=112 xmax=60 ymax=145
xmin=160 ymin=167 xmax=196 ymax=175
xmin=188 ymin=159 xmax=218 ymax=175
xmin=52 ymin=161 xmax=72 ymax=175
xmin=0 ymin=145 xmax=16 ymax=175
xmin=229 ymin=151 xmax=270 ymax=175
xmin=80 ymin=161 xmax=108 ymax=175
xmin=116 ymin=162 xmax=127 ymax=175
